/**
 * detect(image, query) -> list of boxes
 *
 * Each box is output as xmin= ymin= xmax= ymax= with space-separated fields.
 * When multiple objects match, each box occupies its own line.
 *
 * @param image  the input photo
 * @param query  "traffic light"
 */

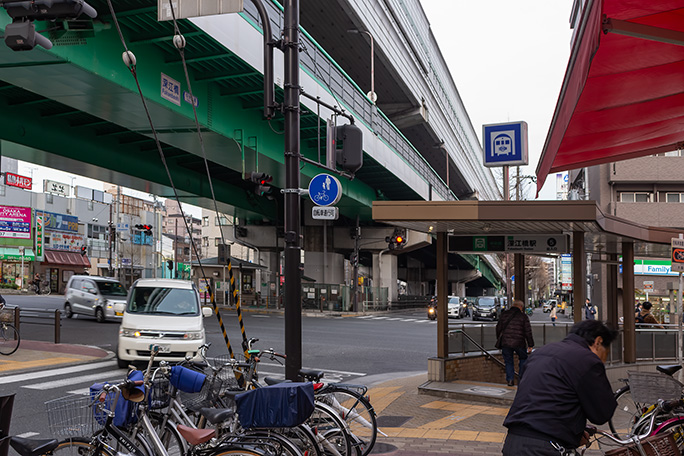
xmin=135 ymin=224 xmax=153 ymax=236
xmin=2 ymin=0 xmax=97 ymax=51
xmin=245 ymin=172 xmax=272 ymax=196
xmin=335 ymin=124 xmax=363 ymax=174
xmin=167 ymin=260 xmax=173 ymax=271
xmin=80 ymin=245 xmax=87 ymax=256
xmin=218 ymin=244 xmax=230 ymax=265
xmin=385 ymin=229 xmax=407 ymax=250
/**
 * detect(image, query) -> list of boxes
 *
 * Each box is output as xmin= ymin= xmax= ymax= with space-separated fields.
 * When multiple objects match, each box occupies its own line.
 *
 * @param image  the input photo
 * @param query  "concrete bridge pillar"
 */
xmin=302 ymin=251 xmax=346 ymax=284
xmin=373 ymin=252 xmax=397 ymax=306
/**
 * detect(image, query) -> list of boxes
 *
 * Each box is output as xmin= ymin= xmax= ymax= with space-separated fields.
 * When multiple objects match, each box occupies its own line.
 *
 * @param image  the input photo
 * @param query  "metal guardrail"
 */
xmin=448 ymin=322 xmax=684 ymax=365
xmin=239 ymin=1 xmax=452 ymax=201
xmin=2 ymin=306 xmax=62 ymax=344
xmin=449 ymin=328 xmax=508 ymax=373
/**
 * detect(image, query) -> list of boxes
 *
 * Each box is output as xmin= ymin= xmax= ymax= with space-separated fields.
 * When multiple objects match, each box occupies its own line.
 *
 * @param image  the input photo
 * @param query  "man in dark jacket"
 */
xmin=502 ymin=320 xmax=618 ymax=455
xmin=496 ymin=299 xmax=534 ymax=386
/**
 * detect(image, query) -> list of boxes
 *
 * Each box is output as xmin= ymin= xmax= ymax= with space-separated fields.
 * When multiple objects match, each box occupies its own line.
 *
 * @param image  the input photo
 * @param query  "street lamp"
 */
xmin=347 ymin=29 xmax=377 ymax=104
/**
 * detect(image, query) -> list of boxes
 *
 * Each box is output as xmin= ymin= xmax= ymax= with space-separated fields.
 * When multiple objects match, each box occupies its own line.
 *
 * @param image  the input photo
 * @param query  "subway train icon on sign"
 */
xmin=492 ymin=132 xmax=515 ymax=156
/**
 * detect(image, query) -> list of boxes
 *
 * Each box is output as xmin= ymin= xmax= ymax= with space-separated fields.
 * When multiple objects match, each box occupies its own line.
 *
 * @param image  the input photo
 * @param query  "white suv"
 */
xmin=117 ymin=278 xmax=212 ymax=368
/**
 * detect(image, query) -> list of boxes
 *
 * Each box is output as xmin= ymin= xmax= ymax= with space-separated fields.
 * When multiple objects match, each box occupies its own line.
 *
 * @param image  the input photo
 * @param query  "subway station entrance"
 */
xmin=373 ymin=199 xmax=682 ymax=376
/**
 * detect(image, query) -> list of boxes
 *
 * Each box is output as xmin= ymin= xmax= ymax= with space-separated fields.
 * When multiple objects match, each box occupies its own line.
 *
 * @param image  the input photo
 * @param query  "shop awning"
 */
xmin=0 ymin=247 xmax=35 ymax=261
xmin=44 ymin=250 xmax=91 ymax=267
xmin=536 ymin=0 xmax=684 ymax=194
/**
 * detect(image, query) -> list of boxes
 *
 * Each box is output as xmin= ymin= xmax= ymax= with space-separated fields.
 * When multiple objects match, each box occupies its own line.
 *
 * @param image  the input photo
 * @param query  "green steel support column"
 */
xmin=623 ymin=241 xmax=636 ymax=363
xmin=437 ymin=232 xmax=448 ymax=358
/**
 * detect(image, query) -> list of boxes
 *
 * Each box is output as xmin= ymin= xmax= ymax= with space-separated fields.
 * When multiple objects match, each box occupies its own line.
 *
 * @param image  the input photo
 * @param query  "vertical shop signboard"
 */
xmin=35 ymin=214 xmax=44 ymax=262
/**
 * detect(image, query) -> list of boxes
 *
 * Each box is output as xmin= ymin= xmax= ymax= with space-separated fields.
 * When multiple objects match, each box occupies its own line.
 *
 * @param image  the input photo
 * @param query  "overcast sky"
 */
xmin=421 ymin=0 xmax=575 ymax=200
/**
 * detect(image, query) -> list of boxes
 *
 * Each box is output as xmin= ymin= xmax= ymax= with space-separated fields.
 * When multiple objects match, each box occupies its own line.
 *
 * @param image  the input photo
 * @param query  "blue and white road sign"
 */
xmin=308 ymin=173 xmax=342 ymax=207
xmin=482 ymin=121 xmax=529 ymax=167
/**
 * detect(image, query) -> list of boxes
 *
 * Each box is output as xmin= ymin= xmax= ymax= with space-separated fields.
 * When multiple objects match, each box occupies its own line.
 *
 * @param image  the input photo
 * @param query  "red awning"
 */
xmin=44 ymin=250 xmax=91 ymax=267
xmin=536 ymin=0 xmax=684 ymax=194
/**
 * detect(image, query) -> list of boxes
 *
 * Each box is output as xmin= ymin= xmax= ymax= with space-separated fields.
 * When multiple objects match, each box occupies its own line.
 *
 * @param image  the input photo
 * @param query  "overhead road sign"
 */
xmin=448 ymin=234 xmax=568 ymax=254
xmin=482 ymin=121 xmax=529 ymax=167
xmin=158 ymin=0 xmax=243 ymax=21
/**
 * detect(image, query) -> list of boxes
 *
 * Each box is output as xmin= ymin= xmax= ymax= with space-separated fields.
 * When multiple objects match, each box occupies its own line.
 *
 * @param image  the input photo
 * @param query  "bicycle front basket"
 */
xmin=45 ymin=395 xmax=100 ymax=437
xmin=627 ymin=371 xmax=684 ymax=404
xmin=605 ymin=431 xmax=678 ymax=456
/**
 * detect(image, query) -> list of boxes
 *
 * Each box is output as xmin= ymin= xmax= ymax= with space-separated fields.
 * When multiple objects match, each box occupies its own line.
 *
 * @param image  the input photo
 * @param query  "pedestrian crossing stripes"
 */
xmin=355 ymin=316 xmax=436 ymax=323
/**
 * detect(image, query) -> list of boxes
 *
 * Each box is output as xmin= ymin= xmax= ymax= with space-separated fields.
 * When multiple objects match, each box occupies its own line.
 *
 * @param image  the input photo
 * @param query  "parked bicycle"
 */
xmin=1 ymin=393 xmax=61 ymax=456
xmin=0 ymin=302 xmax=20 ymax=356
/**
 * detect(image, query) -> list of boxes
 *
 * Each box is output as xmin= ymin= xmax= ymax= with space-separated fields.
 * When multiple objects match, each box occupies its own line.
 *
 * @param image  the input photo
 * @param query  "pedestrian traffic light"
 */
xmin=245 ymin=172 xmax=272 ymax=196
xmin=385 ymin=229 xmax=407 ymax=250
xmin=80 ymin=245 xmax=87 ymax=256
xmin=167 ymin=260 xmax=173 ymax=271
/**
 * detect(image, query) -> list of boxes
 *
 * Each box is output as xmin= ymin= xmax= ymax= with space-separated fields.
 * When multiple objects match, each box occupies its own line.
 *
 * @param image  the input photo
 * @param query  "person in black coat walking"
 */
xmin=496 ymin=299 xmax=534 ymax=386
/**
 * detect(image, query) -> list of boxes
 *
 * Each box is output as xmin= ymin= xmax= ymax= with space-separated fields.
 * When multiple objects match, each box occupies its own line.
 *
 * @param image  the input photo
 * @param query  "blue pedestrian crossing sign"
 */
xmin=482 ymin=121 xmax=528 ymax=167
xmin=308 ymin=173 xmax=342 ymax=207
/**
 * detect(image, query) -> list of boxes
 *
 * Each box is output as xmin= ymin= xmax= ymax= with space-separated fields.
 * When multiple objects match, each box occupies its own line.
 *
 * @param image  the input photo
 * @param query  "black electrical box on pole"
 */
xmin=283 ymin=0 xmax=302 ymax=381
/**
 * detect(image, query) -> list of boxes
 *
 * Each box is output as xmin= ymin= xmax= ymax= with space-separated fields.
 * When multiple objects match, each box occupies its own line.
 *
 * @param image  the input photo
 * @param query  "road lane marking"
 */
xmin=0 ymin=360 xmax=118 ymax=385
xmin=24 ymin=370 xmax=124 ymax=390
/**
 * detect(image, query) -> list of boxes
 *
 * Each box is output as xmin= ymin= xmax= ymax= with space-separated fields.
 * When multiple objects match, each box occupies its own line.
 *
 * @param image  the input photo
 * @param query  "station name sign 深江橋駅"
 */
xmin=448 ymin=234 xmax=569 ymax=254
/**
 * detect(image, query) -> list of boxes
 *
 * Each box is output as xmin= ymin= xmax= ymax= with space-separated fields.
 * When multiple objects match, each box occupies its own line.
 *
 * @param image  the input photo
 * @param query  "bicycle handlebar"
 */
xmin=586 ymin=398 xmax=684 ymax=445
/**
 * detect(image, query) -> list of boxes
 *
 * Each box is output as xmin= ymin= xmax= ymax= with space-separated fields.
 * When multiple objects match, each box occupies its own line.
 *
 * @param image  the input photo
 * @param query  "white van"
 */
xmin=117 ymin=278 xmax=212 ymax=368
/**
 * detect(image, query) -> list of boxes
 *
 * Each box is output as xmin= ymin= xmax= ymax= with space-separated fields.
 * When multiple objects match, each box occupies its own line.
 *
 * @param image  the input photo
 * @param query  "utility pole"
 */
xmin=108 ymin=202 xmax=113 ymax=277
xmin=283 ymin=0 xmax=302 ymax=381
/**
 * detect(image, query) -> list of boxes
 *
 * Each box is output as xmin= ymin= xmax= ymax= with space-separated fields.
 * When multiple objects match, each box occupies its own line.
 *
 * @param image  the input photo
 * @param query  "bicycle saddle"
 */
xmin=10 ymin=437 xmax=58 ymax=456
xmin=656 ymin=364 xmax=682 ymax=376
xmin=299 ymin=369 xmax=325 ymax=382
xmin=200 ymin=407 xmax=235 ymax=425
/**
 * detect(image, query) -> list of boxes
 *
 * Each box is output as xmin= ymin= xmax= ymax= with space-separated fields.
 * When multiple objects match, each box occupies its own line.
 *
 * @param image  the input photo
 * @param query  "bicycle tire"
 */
xmin=318 ymin=388 xmax=377 ymax=456
xmin=53 ymin=437 xmax=115 ymax=456
xmin=276 ymin=424 xmax=322 ymax=456
xmin=653 ymin=416 xmax=684 ymax=452
xmin=609 ymin=384 xmax=648 ymax=438
xmin=231 ymin=430 xmax=304 ymax=456
xmin=209 ymin=448 xmax=267 ymax=456
xmin=307 ymin=402 xmax=353 ymax=456
xmin=0 ymin=323 xmax=20 ymax=356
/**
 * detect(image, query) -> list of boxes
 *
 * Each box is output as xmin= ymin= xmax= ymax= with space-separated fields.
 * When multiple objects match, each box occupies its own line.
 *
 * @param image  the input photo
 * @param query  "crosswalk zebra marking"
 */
xmin=24 ymin=370 xmax=125 ymax=390
xmin=0 ymin=360 xmax=119 ymax=385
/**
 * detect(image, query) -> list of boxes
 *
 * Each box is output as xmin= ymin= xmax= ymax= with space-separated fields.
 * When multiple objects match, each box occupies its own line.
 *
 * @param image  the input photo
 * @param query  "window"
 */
xmin=215 ymin=237 xmax=221 ymax=246
xmin=202 ymin=216 xmax=209 ymax=227
xmin=620 ymin=192 xmax=651 ymax=203
xmin=0 ymin=185 xmax=5 ymax=196
xmin=46 ymin=193 xmax=54 ymax=204
xmin=202 ymin=237 xmax=209 ymax=247
xmin=666 ymin=193 xmax=684 ymax=202
xmin=215 ymin=216 xmax=230 ymax=226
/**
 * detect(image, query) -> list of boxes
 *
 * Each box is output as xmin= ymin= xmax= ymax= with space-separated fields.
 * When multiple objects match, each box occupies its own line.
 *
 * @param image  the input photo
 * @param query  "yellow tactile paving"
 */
xmin=421 ymin=400 xmax=454 ymax=409
xmin=0 ymin=356 xmax=80 ymax=371
xmin=480 ymin=407 xmax=510 ymax=416
xmin=378 ymin=427 xmax=403 ymax=437
xmin=418 ymin=408 xmax=480 ymax=429
xmin=422 ymin=429 xmax=454 ymax=439
xmin=397 ymin=428 xmax=429 ymax=438
xmin=476 ymin=432 xmax=506 ymax=443
xmin=369 ymin=392 xmax=402 ymax=414
xmin=449 ymin=430 xmax=480 ymax=441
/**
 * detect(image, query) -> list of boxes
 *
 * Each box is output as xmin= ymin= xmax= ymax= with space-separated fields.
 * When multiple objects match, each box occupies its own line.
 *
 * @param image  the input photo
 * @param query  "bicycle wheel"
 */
xmin=210 ymin=448 xmax=267 ymax=456
xmin=307 ymin=402 xmax=353 ymax=456
xmin=0 ymin=323 xmax=20 ymax=356
xmin=53 ymin=437 xmax=115 ymax=456
xmin=609 ymin=384 xmax=652 ymax=438
xmin=653 ymin=416 xmax=684 ymax=452
xmin=318 ymin=388 xmax=377 ymax=456
xmin=232 ymin=430 xmax=304 ymax=456
xmin=42 ymin=284 xmax=51 ymax=296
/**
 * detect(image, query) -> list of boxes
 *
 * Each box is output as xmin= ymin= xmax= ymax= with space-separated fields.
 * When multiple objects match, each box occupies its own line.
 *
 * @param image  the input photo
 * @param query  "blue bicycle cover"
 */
xmin=236 ymin=382 xmax=315 ymax=429
xmin=170 ymin=365 xmax=206 ymax=393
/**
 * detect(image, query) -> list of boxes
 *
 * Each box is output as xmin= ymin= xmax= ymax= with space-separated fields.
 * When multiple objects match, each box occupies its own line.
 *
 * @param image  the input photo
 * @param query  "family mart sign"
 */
xmin=629 ymin=259 xmax=680 ymax=276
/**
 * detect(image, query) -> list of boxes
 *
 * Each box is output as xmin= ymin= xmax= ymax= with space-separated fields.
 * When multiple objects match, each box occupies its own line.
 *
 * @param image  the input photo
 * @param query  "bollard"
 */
xmin=54 ymin=309 xmax=61 ymax=344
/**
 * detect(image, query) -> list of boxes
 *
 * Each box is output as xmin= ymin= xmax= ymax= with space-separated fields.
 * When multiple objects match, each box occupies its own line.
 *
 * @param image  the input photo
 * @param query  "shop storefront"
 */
xmin=39 ymin=250 xmax=90 ymax=294
xmin=0 ymin=247 xmax=35 ymax=287
xmin=0 ymin=205 xmax=35 ymax=288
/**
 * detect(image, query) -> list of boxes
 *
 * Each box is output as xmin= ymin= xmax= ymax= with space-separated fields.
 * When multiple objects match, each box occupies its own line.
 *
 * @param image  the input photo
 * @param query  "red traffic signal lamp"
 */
xmin=135 ymin=224 xmax=153 ymax=236
xmin=245 ymin=172 xmax=273 ymax=196
xmin=385 ymin=229 xmax=407 ymax=250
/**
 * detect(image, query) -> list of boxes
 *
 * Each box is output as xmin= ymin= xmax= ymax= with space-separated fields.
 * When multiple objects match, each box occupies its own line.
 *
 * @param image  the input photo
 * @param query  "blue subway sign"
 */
xmin=482 ymin=121 xmax=528 ymax=167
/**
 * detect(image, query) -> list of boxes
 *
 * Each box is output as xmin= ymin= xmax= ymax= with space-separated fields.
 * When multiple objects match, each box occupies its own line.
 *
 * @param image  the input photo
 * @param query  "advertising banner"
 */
xmin=5 ymin=172 xmax=31 ymax=190
xmin=37 ymin=211 xmax=79 ymax=233
xmin=0 ymin=205 xmax=32 ymax=239
xmin=45 ymin=231 xmax=85 ymax=252
xmin=35 ymin=214 xmax=44 ymax=261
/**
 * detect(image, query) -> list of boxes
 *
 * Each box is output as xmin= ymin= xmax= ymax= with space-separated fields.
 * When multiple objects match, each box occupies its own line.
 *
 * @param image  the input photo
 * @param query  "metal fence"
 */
xmin=448 ymin=323 xmax=683 ymax=364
